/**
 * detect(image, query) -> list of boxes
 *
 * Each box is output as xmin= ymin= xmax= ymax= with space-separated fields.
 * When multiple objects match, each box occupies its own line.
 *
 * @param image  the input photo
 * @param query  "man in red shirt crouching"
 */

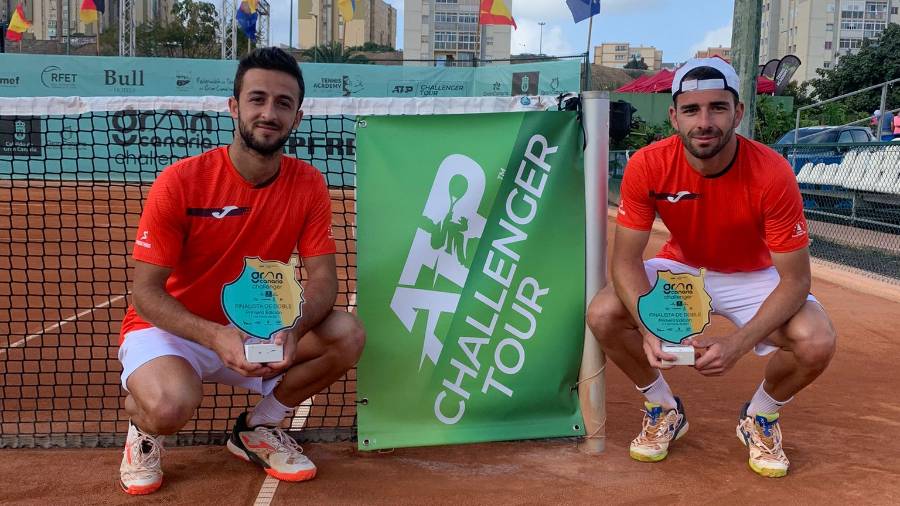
xmin=117 ymin=47 xmax=365 ymax=494
xmin=587 ymin=57 xmax=836 ymax=478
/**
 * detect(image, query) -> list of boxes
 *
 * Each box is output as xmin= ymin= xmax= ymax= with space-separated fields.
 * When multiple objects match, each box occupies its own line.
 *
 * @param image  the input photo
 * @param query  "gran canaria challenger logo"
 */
xmin=638 ymin=269 xmax=712 ymax=344
xmin=221 ymin=257 xmax=304 ymax=339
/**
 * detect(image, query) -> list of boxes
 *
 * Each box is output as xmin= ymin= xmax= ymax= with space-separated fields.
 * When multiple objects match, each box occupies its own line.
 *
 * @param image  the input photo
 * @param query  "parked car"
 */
xmin=772 ymin=126 xmax=876 ymax=174
xmin=774 ymin=126 xmax=876 ymax=145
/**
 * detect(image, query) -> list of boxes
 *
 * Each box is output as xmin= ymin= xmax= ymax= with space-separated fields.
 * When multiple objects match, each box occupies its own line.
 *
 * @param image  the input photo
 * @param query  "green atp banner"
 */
xmin=356 ymin=111 xmax=586 ymax=450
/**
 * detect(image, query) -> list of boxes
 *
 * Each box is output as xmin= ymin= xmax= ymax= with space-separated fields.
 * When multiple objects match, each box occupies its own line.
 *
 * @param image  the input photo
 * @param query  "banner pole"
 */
xmin=578 ymin=90 xmax=609 ymax=454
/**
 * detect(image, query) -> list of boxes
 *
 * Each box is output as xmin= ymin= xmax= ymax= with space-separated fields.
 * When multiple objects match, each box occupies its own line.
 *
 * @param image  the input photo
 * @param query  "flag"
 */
xmin=80 ymin=0 xmax=105 ymax=24
xmin=236 ymin=0 xmax=259 ymax=41
xmin=5 ymin=3 xmax=31 ymax=42
xmin=479 ymin=0 xmax=516 ymax=29
xmin=337 ymin=0 xmax=355 ymax=21
xmin=566 ymin=0 xmax=600 ymax=23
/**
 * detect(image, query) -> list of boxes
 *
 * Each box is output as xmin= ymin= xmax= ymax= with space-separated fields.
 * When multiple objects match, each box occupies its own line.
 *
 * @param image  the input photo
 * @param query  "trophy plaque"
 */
xmin=222 ymin=257 xmax=304 ymax=363
xmin=637 ymin=268 xmax=712 ymax=366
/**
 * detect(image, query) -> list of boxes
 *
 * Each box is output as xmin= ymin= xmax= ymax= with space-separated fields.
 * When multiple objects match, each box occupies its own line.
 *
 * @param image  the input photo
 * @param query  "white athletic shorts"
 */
xmin=118 ymin=326 xmax=282 ymax=395
xmin=643 ymin=258 xmax=819 ymax=356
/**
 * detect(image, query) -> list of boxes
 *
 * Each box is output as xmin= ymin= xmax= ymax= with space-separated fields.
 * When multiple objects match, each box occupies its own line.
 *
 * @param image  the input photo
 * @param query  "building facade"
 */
xmin=594 ymin=42 xmax=663 ymax=70
xmin=760 ymin=0 xmax=900 ymax=82
xmin=298 ymin=0 xmax=397 ymax=49
xmin=695 ymin=46 xmax=732 ymax=60
xmin=18 ymin=0 xmax=173 ymax=40
xmin=403 ymin=0 xmax=512 ymax=66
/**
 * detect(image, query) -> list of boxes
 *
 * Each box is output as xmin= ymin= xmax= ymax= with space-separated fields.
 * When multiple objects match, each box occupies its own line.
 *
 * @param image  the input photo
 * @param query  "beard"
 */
xmin=237 ymin=114 xmax=292 ymax=157
xmin=678 ymin=123 xmax=736 ymax=160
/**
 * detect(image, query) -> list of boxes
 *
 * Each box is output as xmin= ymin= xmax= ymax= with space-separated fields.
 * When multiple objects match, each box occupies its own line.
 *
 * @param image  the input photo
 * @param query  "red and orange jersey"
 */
xmin=120 ymin=147 xmax=335 ymax=342
xmin=617 ymin=135 xmax=808 ymax=273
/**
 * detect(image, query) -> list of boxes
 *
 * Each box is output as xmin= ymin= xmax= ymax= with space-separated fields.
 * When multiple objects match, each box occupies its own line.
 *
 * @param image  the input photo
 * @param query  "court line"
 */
xmin=252 ymin=475 xmax=280 ymax=506
xmin=0 ymin=294 xmax=128 ymax=355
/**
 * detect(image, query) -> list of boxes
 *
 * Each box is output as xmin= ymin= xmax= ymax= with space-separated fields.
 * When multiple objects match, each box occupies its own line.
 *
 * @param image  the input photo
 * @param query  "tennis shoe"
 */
xmin=120 ymin=421 xmax=164 ymax=495
xmin=227 ymin=411 xmax=317 ymax=482
xmin=737 ymin=403 xmax=790 ymax=478
xmin=629 ymin=397 xmax=689 ymax=462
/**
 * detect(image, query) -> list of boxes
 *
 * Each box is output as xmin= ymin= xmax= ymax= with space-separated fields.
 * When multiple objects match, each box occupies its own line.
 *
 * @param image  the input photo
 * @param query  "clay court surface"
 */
xmin=2 ymin=191 xmax=900 ymax=504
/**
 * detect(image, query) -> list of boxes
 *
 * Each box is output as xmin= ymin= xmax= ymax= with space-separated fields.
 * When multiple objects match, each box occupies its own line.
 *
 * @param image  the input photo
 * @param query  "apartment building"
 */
xmin=760 ymin=0 xmax=900 ymax=82
xmin=594 ymin=42 xmax=663 ymax=70
xmin=20 ymin=0 xmax=173 ymax=40
xmin=298 ymin=0 xmax=397 ymax=49
xmin=403 ymin=0 xmax=513 ymax=66
xmin=695 ymin=46 xmax=732 ymax=60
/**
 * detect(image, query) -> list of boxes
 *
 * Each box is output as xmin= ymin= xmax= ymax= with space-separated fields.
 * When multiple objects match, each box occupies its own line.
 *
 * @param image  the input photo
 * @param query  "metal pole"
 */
xmin=66 ymin=0 xmax=71 ymax=55
xmin=289 ymin=0 xmax=293 ymax=48
xmin=578 ymin=90 xmax=610 ymax=455
xmin=731 ymin=0 xmax=762 ymax=139
xmin=538 ymin=21 xmax=545 ymax=56
xmin=878 ymin=83 xmax=888 ymax=140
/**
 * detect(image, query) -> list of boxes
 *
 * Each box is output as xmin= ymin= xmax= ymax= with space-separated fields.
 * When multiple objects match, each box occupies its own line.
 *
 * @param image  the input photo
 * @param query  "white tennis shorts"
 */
xmin=118 ymin=326 xmax=282 ymax=395
xmin=643 ymin=258 xmax=818 ymax=356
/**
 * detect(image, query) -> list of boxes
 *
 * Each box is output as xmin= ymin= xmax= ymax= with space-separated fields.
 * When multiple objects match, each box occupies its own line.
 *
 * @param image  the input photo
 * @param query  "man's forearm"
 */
xmin=133 ymin=287 xmax=221 ymax=349
xmin=612 ymin=258 xmax=653 ymax=328
xmin=733 ymin=279 xmax=809 ymax=350
xmin=293 ymin=278 xmax=337 ymax=337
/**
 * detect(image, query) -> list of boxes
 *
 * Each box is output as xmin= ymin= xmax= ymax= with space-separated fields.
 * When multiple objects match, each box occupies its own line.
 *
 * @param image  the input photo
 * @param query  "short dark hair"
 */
xmin=233 ymin=47 xmax=305 ymax=107
xmin=673 ymin=66 xmax=739 ymax=106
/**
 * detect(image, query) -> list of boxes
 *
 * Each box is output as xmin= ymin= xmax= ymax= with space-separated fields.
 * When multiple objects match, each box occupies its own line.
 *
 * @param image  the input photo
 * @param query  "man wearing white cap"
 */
xmin=587 ymin=57 xmax=836 ymax=478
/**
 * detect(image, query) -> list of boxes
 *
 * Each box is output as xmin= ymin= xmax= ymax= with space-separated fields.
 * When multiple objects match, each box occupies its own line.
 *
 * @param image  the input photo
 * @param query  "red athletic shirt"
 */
xmin=120 ymin=147 xmax=336 ymax=343
xmin=616 ymin=135 xmax=808 ymax=273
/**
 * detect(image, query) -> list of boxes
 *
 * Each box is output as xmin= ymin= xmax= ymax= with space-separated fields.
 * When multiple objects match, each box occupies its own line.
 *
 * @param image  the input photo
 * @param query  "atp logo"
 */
xmin=390 ymin=155 xmax=488 ymax=369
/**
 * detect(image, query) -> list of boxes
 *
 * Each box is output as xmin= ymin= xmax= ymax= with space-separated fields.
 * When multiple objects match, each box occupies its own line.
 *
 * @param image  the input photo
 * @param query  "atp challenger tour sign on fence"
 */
xmin=356 ymin=111 xmax=586 ymax=450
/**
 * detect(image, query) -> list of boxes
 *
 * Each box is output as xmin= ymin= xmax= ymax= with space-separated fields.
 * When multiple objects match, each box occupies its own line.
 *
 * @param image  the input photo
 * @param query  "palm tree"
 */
xmin=301 ymin=42 xmax=369 ymax=64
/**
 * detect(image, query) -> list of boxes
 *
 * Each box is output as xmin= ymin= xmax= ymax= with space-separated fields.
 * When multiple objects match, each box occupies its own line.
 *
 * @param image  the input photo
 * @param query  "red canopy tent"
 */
xmin=616 ymin=69 xmax=777 ymax=95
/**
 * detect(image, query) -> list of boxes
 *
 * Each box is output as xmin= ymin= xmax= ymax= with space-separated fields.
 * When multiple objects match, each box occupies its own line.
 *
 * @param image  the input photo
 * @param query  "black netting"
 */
xmin=0 ymin=110 xmax=358 ymax=448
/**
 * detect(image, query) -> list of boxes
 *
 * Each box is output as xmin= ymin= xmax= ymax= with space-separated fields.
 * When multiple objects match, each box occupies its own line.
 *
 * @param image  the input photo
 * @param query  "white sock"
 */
xmin=636 ymin=373 xmax=677 ymax=410
xmin=746 ymin=381 xmax=792 ymax=416
xmin=247 ymin=394 xmax=294 ymax=428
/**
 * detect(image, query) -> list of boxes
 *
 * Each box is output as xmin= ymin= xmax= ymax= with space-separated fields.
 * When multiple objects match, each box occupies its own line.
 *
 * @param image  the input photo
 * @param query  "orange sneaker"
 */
xmin=629 ymin=397 xmax=689 ymax=462
xmin=120 ymin=421 xmax=164 ymax=495
xmin=226 ymin=411 xmax=317 ymax=482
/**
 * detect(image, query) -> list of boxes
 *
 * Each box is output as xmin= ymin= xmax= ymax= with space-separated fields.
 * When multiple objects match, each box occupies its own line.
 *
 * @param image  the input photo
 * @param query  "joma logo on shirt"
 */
xmin=650 ymin=190 xmax=701 ymax=203
xmin=186 ymin=206 xmax=251 ymax=218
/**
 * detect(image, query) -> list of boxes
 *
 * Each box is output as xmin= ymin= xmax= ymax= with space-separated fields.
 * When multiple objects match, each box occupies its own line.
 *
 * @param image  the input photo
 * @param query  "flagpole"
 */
xmin=96 ymin=15 xmax=102 ymax=55
xmin=585 ymin=14 xmax=593 ymax=60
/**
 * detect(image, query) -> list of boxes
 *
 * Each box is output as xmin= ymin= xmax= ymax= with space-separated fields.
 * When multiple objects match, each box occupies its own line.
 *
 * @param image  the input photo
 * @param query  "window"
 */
xmin=615 ymin=54 xmax=625 ymax=60
xmin=826 ymin=23 xmax=834 ymax=31
xmin=825 ymin=41 xmax=833 ymax=49
xmin=435 ymin=0 xmax=458 ymax=3
xmin=851 ymin=130 xmax=870 ymax=142
xmin=615 ymin=45 xmax=627 ymax=51
xmin=838 ymin=131 xmax=854 ymax=143
xmin=823 ymin=61 xmax=831 ymax=68
xmin=893 ymin=7 xmax=898 ymax=15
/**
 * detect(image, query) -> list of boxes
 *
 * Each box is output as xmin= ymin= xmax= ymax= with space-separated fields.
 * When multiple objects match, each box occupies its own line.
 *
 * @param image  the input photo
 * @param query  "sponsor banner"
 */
xmin=0 ymin=54 xmax=580 ymax=98
xmin=356 ymin=111 xmax=586 ymax=450
xmin=0 ymin=110 xmax=355 ymax=186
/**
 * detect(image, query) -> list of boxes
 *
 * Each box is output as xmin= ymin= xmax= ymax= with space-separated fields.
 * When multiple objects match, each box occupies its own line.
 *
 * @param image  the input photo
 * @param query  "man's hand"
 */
xmin=686 ymin=334 xmax=751 ymax=376
xmin=209 ymin=326 xmax=274 ymax=378
xmin=642 ymin=330 xmax=677 ymax=369
xmin=264 ymin=329 xmax=300 ymax=376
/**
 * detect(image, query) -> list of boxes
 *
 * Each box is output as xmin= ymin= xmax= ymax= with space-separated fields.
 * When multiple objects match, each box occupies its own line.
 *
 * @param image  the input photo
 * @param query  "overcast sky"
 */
xmin=260 ymin=0 xmax=734 ymax=64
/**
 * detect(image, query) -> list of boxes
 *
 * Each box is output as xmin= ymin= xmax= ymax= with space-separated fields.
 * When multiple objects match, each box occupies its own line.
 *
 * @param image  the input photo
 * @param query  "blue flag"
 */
xmin=566 ymin=0 xmax=600 ymax=23
xmin=236 ymin=0 xmax=258 ymax=41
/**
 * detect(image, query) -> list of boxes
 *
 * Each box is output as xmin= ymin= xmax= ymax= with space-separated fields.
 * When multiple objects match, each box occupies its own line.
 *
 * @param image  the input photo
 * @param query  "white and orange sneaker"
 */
xmin=629 ymin=397 xmax=689 ymax=462
xmin=120 ymin=421 xmax=164 ymax=495
xmin=226 ymin=411 xmax=317 ymax=482
xmin=737 ymin=403 xmax=790 ymax=478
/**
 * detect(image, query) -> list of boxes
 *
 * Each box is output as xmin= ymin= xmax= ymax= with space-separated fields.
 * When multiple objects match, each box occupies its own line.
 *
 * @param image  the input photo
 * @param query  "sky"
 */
xmin=262 ymin=0 xmax=736 ymax=65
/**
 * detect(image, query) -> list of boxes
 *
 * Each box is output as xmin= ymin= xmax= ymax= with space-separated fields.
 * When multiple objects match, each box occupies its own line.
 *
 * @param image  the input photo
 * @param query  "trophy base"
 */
xmin=661 ymin=344 xmax=695 ymax=366
xmin=244 ymin=339 xmax=284 ymax=363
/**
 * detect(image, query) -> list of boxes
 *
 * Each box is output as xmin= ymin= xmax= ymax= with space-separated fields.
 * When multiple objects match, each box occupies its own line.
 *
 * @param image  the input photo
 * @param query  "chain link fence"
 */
xmin=609 ymin=143 xmax=900 ymax=284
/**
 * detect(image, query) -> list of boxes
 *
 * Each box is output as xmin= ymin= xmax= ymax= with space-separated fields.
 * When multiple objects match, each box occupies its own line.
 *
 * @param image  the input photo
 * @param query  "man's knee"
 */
xmin=787 ymin=313 xmax=837 ymax=371
xmin=130 ymin=389 xmax=199 ymax=435
xmin=321 ymin=312 xmax=366 ymax=370
xmin=586 ymin=286 xmax=631 ymax=346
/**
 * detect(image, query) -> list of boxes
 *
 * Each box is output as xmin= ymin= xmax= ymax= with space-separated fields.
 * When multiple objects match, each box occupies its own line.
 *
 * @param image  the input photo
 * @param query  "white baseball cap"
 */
xmin=672 ymin=57 xmax=741 ymax=100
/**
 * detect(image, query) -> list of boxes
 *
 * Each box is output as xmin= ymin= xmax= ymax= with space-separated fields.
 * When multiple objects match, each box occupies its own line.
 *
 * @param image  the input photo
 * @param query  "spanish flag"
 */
xmin=479 ymin=0 xmax=516 ymax=29
xmin=80 ymin=0 xmax=105 ymax=24
xmin=337 ymin=0 xmax=355 ymax=21
xmin=5 ymin=3 xmax=31 ymax=42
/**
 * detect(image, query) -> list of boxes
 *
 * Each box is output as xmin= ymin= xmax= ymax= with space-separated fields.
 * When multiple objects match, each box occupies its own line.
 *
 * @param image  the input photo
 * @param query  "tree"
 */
xmin=624 ymin=55 xmax=648 ymax=70
xmin=754 ymin=95 xmax=795 ymax=144
xmin=347 ymin=42 xmax=396 ymax=53
xmin=806 ymin=22 xmax=900 ymax=114
xmin=300 ymin=42 xmax=369 ymax=63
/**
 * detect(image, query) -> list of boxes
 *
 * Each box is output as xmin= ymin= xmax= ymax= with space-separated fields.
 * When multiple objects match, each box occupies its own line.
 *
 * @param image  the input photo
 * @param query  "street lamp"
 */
xmin=538 ymin=21 xmax=546 ymax=56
